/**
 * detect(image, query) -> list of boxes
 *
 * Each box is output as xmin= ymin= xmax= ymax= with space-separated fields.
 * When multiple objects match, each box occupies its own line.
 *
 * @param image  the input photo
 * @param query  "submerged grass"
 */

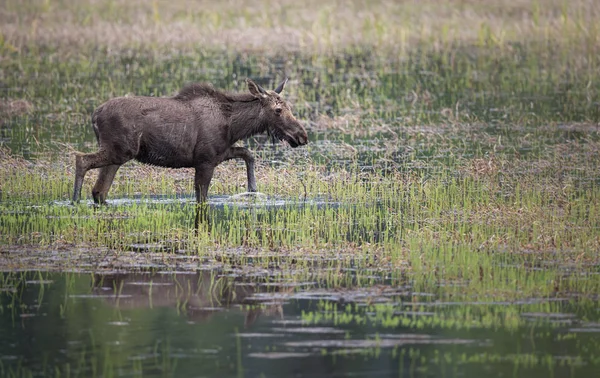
xmin=2 ymin=270 xmax=599 ymax=378
xmin=2 ymin=2 xmax=600 ymax=378
xmin=1 ymin=142 xmax=599 ymax=299
xmin=1 ymin=0 xmax=600 ymax=302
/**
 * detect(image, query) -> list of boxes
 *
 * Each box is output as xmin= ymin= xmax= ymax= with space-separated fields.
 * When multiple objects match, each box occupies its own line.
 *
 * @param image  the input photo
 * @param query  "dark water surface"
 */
xmin=1 ymin=272 xmax=599 ymax=378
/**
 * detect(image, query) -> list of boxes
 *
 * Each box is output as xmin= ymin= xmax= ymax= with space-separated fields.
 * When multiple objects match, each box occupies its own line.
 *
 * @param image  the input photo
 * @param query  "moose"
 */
xmin=72 ymin=78 xmax=308 ymax=205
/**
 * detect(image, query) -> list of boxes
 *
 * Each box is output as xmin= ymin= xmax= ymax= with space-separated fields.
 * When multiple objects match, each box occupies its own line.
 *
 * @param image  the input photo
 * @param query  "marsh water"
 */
xmin=2 ymin=30 xmax=600 ymax=378
xmin=1 ymin=271 xmax=599 ymax=378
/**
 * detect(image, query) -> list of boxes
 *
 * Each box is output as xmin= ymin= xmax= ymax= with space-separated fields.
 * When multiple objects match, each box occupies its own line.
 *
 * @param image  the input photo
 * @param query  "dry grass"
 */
xmin=0 ymin=99 xmax=33 ymax=115
xmin=0 ymin=146 xmax=30 ymax=170
xmin=314 ymin=114 xmax=361 ymax=132
xmin=1 ymin=0 xmax=598 ymax=55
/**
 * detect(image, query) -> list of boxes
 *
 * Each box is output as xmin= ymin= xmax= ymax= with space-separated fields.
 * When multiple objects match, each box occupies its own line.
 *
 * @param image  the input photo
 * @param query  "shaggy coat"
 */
xmin=72 ymin=78 xmax=307 ymax=204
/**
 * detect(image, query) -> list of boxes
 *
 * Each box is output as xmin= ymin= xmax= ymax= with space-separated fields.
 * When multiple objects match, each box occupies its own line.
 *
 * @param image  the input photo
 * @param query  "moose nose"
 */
xmin=297 ymin=131 xmax=308 ymax=146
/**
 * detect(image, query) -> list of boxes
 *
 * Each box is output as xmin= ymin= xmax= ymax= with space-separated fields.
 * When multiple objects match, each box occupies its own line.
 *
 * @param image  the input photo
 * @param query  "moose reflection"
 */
xmin=92 ymin=271 xmax=283 ymax=327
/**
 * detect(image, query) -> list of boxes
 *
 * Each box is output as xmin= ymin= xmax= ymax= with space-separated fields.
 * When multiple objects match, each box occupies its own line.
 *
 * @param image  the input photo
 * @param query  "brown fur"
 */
xmin=72 ymin=78 xmax=308 ymax=205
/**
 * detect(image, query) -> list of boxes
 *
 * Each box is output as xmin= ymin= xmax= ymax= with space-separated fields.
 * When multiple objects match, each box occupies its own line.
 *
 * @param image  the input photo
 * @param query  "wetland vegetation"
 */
xmin=1 ymin=0 xmax=600 ymax=377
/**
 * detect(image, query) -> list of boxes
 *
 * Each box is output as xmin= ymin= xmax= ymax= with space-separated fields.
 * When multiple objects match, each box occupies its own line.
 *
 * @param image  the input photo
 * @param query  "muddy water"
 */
xmin=1 ymin=272 xmax=599 ymax=378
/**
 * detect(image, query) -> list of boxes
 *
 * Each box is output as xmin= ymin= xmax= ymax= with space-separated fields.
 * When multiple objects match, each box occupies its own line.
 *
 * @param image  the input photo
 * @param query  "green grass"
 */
xmin=1 ymin=145 xmax=599 ymax=299
xmin=2 ymin=1 xmax=600 ymax=159
xmin=2 ymin=3 xmax=600 ymax=378
xmin=2 ymin=45 xmax=599 ymax=158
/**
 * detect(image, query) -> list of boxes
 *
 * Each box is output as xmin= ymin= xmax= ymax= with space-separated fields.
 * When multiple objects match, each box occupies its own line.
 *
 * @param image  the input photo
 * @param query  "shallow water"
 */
xmin=52 ymin=193 xmax=337 ymax=210
xmin=1 ymin=271 xmax=599 ymax=378
xmin=2 ymin=37 xmax=600 ymax=378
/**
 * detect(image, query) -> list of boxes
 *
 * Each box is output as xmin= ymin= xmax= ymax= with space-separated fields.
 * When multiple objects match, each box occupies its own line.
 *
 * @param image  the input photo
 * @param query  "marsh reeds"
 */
xmin=2 ymin=143 xmax=599 ymax=298
xmin=1 ymin=4 xmax=600 ymax=375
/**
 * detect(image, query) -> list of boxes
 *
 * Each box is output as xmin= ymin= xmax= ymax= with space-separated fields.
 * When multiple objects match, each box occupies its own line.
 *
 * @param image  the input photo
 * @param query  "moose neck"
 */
xmin=228 ymin=99 xmax=267 ymax=144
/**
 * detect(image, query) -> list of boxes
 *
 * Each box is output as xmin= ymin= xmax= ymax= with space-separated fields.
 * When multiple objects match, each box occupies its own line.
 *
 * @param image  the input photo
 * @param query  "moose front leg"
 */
xmin=194 ymin=164 xmax=215 ymax=203
xmin=193 ymin=164 xmax=215 ymax=229
xmin=92 ymin=164 xmax=121 ymax=204
xmin=224 ymin=147 xmax=257 ymax=192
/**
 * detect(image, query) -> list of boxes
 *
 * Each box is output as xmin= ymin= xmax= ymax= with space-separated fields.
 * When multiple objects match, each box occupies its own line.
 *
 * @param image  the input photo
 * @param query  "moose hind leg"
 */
xmin=92 ymin=164 xmax=120 ymax=204
xmin=72 ymin=150 xmax=118 ymax=203
xmin=225 ymin=147 xmax=257 ymax=192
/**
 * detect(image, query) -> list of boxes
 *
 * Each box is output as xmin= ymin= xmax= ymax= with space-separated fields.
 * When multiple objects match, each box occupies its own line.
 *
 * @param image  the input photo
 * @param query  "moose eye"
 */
xmin=275 ymin=108 xmax=282 ymax=115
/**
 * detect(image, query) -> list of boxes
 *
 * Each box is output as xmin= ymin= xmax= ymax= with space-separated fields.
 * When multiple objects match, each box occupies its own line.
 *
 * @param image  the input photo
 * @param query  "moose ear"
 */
xmin=274 ymin=77 xmax=288 ymax=94
xmin=246 ymin=78 xmax=267 ymax=98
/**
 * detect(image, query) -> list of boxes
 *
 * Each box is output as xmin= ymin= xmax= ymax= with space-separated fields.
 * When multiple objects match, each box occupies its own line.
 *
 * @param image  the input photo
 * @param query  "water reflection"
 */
xmin=92 ymin=271 xmax=283 ymax=328
xmin=1 ymin=271 xmax=599 ymax=378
